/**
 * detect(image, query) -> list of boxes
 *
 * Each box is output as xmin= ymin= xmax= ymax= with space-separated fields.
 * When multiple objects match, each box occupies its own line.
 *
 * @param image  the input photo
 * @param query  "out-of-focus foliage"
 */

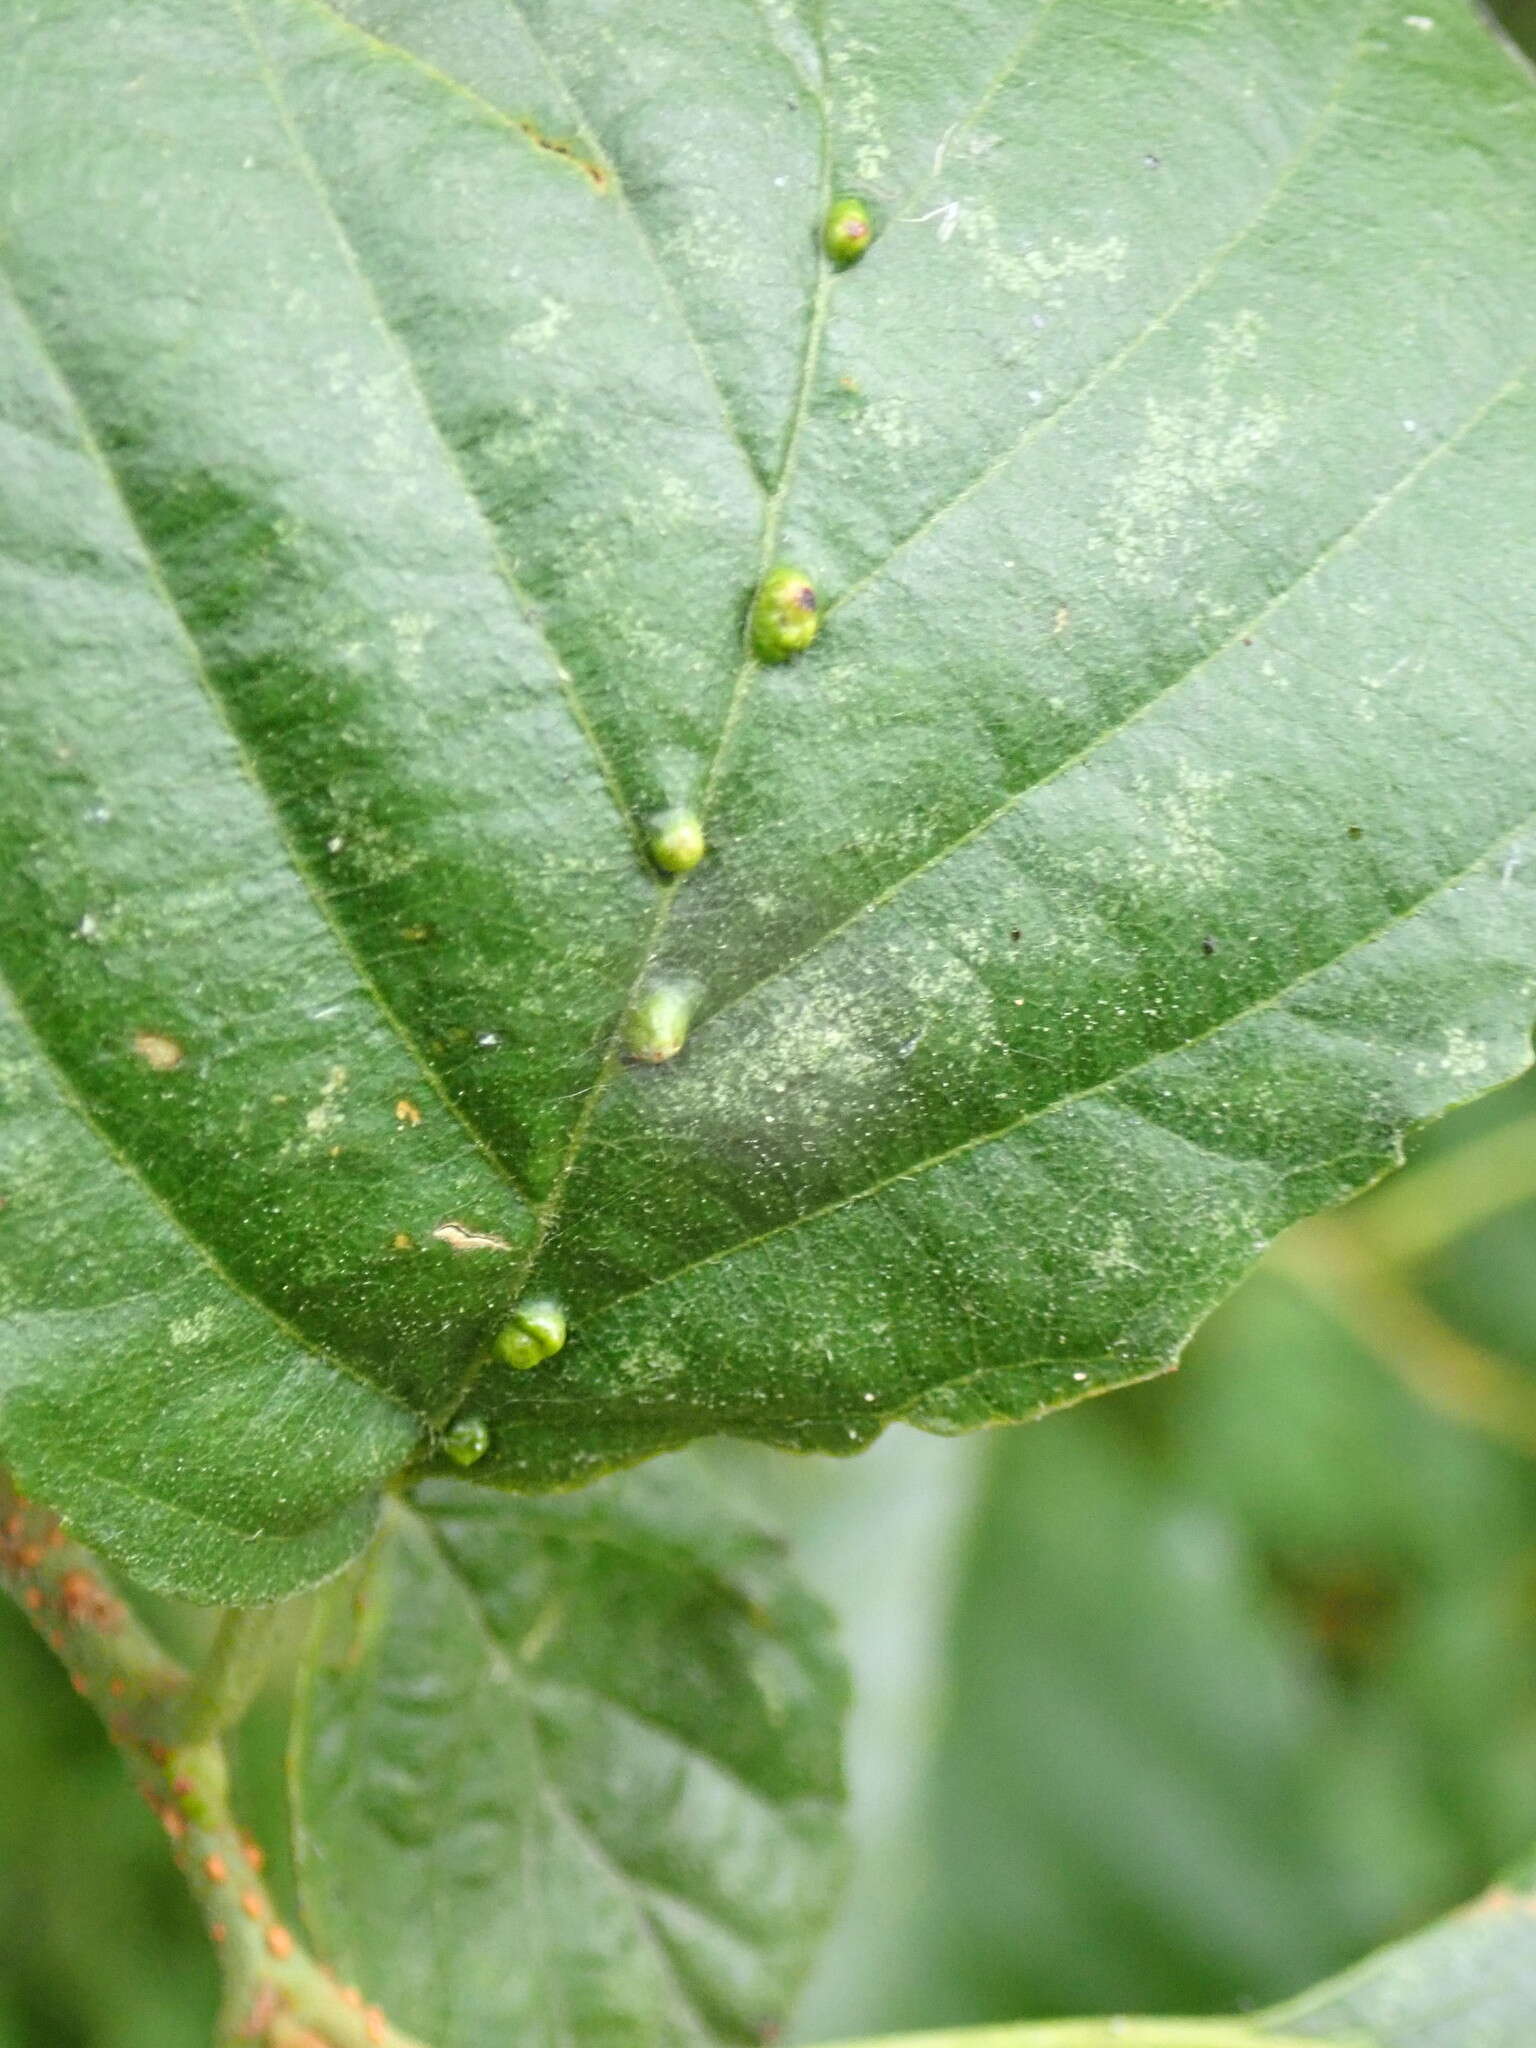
xmin=765 ymin=1062 xmax=1536 ymax=2042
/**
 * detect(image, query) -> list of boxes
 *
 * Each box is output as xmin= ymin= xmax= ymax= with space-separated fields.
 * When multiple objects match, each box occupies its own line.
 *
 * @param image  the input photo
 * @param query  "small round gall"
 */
xmin=493 ymin=1297 xmax=568 ymax=1370
xmin=442 ymin=1416 xmax=491 ymax=1467
xmin=824 ymin=195 xmax=873 ymax=266
xmin=647 ymin=807 xmax=706 ymax=876
xmin=751 ymin=566 xmax=820 ymax=663
xmin=623 ymin=980 xmax=698 ymax=1065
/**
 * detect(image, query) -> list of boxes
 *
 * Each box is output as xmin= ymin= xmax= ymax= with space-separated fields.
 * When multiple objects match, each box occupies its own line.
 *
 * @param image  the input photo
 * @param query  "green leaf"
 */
xmin=807 ymin=1850 xmax=1536 ymax=2046
xmin=3 ymin=0 xmax=1535 ymax=1595
xmin=289 ymin=1466 xmax=848 ymax=2047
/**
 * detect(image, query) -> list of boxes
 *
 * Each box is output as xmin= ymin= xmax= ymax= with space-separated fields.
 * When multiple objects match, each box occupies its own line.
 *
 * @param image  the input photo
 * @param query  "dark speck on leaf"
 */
xmin=1347 ymin=825 xmax=1364 ymax=840
xmin=1200 ymin=936 xmax=1218 ymax=956
xmin=1010 ymin=928 xmax=1021 ymax=942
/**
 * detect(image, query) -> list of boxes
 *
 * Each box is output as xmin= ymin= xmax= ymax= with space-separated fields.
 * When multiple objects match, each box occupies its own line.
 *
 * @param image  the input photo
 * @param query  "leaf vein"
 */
xmin=700 ymin=351 xmax=1535 ymax=1037
xmin=3 ymin=247 xmax=546 ymax=1223
xmin=823 ymin=0 xmax=1383 ymax=625
xmin=0 ymin=969 xmax=421 ymax=1425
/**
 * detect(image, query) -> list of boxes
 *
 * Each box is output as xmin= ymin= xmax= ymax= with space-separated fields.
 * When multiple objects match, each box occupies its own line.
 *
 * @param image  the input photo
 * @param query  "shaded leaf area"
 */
xmin=2 ymin=0 xmax=1535 ymax=1598
xmin=290 ymin=1467 xmax=847 ymax=2048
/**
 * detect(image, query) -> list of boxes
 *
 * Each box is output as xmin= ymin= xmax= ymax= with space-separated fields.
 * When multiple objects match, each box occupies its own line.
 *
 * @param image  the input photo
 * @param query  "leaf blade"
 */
xmin=290 ymin=1469 xmax=848 ymax=2047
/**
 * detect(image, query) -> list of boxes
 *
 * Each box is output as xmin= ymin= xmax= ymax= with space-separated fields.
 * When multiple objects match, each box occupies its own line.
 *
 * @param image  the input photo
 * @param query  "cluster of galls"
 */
xmin=444 ymin=194 xmax=877 ymax=1474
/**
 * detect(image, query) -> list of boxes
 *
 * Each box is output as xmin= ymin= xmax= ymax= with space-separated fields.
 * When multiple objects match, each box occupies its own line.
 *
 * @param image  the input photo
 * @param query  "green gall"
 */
xmin=514 ymin=1297 xmax=567 ymax=1357
xmin=493 ymin=1296 xmax=567 ymax=1370
xmin=751 ymin=566 xmax=820 ymax=663
xmin=494 ymin=1323 xmax=544 ymax=1369
xmin=647 ymin=807 xmax=706 ymax=876
xmin=824 ymin=196 xmax=873 ymax=266
xmin=623 ymin=979 xmax=697 ymax=1065
xmin=442 ymin=1416 xmax=490 ymax=1467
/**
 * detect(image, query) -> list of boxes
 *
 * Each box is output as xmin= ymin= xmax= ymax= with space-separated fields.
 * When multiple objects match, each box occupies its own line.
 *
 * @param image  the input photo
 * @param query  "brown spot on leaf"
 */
xmin=517 ymin=120 xmax=609 ymax=191
xmin=394 ymin=1099 xmax=422 ymax=1126
xmin=432 ymin=1221 xmax=513 ymax=1254
xmin=132 ymin=1030 xmax=184 ymax=1071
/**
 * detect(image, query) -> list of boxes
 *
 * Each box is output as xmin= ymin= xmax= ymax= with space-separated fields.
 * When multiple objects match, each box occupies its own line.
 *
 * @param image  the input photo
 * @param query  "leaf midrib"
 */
xmin=414 ymin=1505 xmax=731 ymax=2046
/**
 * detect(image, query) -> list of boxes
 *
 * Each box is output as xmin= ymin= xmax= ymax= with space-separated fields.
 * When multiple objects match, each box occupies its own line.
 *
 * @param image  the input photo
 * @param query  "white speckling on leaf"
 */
xmin=303 ymin=1064 xmax=349 ymax=1140
xmin=848 ymin=393 xmax=927 ymax=452
xmin=508 ymin=295 xmax=571 ymax=355
xmin=169 ymin=1305 xmax=219 ymax=1348
xmin=1437 ymin=1027 xmax=1491 ymax=1084
xmin=1094 ymin=310 xmax=1286 ymax=587
xmin=830 ymin=38 xmax=888 ymax=184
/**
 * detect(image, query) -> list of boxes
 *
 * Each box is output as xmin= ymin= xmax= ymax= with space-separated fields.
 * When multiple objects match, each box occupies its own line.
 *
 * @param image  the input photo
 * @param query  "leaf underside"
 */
xmin=2 ymin=0 xmax=1535 ymax=1597
xmin=290 ymin=1466 xmax=847 ymax=2048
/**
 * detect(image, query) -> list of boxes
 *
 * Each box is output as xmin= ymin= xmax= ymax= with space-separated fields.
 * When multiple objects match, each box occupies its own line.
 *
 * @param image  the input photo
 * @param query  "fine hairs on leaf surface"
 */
xmin=2 ymin=0 xmax=1535 ymax=1604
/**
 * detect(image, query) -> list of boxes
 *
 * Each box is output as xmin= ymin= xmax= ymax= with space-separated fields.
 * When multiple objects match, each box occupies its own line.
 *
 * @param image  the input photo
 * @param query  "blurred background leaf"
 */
xmin=750 ymin=1060 xmax=1536 ymax=2042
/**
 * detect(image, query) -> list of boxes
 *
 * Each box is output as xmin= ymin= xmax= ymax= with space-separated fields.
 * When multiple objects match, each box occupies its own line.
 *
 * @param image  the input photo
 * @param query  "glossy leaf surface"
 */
xmin=2 ymin=0 xmax=1535 ymax=1596
xmin=290 ymin=1468 xmax=847 ymax=2047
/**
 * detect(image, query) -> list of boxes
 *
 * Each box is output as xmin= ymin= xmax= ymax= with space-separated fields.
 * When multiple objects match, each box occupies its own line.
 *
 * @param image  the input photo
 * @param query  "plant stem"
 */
xmin=1271 ymin=1215 xmax=1536 ymax=1462
xmin=178 ymin=1604 xmax=290 ymax=1746
xmin=0 ymin=1469 xmax=427 ymax=2048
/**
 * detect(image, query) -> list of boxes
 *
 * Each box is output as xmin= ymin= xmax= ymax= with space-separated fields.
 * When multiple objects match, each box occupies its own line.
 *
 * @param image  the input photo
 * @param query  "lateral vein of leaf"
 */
xmin=5 ymin=257 xmax=545 ymax=1230
xmin=822 ymin=0 xmax=1382 ymax=625
xmin=529 ymin=1670 xmax=813 ymax=1820
xmin=539 ymin=1785 xmax=717 ymax=2043
xmin=236 ymin=0 xmax=649 ymax=875
xmin=700 ymin=350 xmax=1536 ymax=1037
xmin=410 ymin=1509 xmax=716 ymax=2044
xmin=582 ymin=813 xmax=1536 ymax=1323
xmin=742 ymin=0 xmax=823 ymax=101
xmin=880 ymin=0 xmax=1073 ymax=231
xmin=419 ymin=1504 xmax=816 ymax=1811
xmin=0 ymin=968 xmax=421 ymax=1426
xmin=294 ymin=0 xmax=770 ymax=493
xmin=450 ymin=9 xmax=840 ymax=1395
xmin=497 ymin=0 xmax=782 ymax=491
